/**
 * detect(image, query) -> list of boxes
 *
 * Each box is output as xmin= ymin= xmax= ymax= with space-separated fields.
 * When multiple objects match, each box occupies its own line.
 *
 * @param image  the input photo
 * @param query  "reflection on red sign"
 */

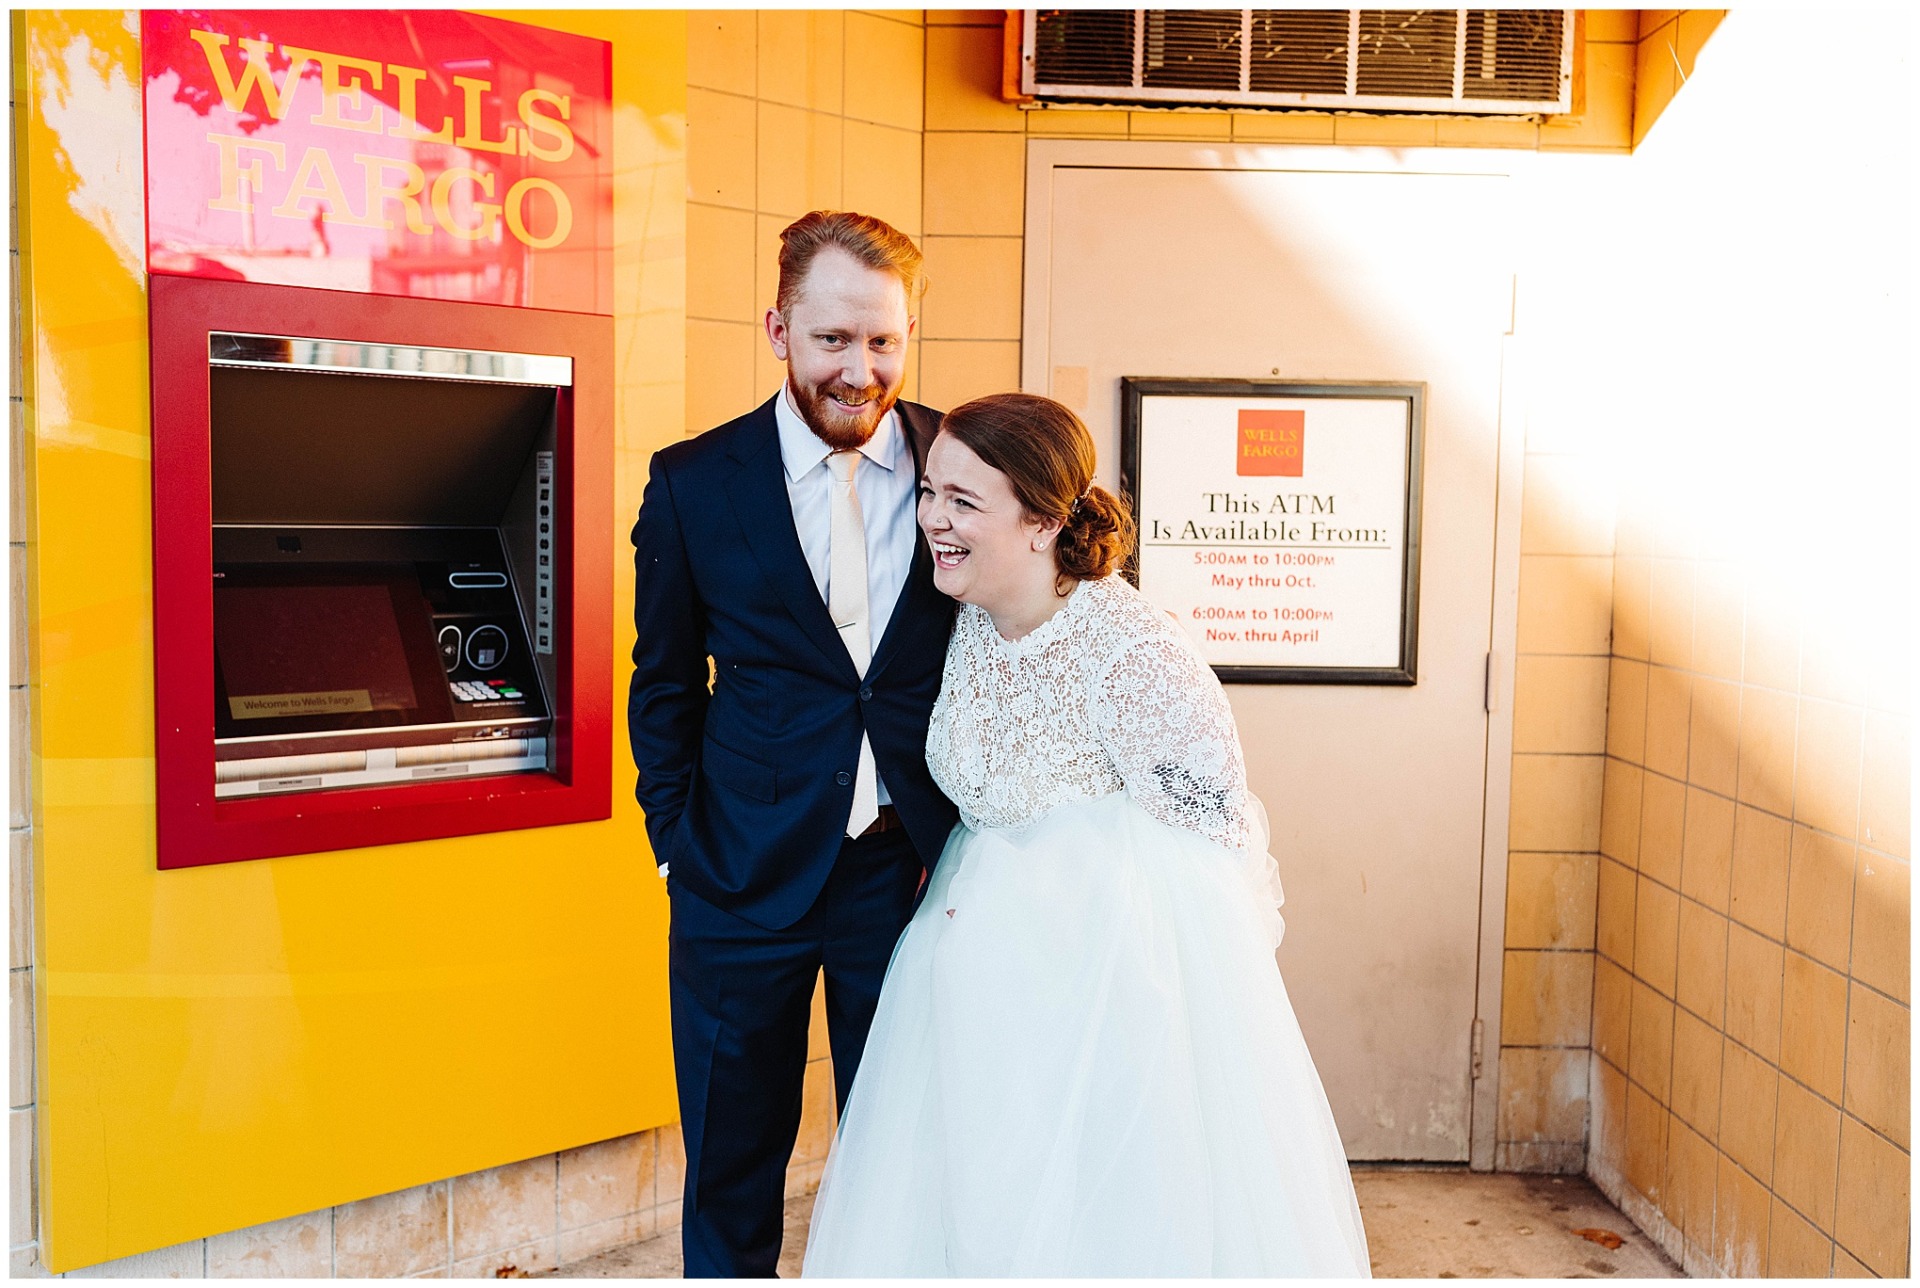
xmin=142 ymin=10 xmax=611 ymax=314
xmin=1237 ymin=409 xmax=1304 ymax=476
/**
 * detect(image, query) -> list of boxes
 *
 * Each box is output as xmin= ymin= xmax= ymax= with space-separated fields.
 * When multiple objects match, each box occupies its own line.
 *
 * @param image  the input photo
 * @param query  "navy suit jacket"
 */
xmin=628 ymin=396 xmax=959 ymax=930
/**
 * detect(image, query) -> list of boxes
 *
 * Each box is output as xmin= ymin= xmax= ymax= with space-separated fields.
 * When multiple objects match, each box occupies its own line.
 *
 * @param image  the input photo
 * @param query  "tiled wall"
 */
xmin=10 ymin=24 xmax=40 ymax=1274
xmin=1580 ymin=11 xmax=1910 ymax=1278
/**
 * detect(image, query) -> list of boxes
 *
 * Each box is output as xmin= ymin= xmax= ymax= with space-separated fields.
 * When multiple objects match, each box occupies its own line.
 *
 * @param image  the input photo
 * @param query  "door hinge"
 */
xmin=1483 ymin=651 xmax=1497 ymax=713
xmin=1470 ymin=1017 xmax=1486 ymax=1081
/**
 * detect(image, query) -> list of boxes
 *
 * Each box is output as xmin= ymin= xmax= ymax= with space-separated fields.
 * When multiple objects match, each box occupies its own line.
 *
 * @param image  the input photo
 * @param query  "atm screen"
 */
xmin=216 ymin=582 xmax=420 ymax=720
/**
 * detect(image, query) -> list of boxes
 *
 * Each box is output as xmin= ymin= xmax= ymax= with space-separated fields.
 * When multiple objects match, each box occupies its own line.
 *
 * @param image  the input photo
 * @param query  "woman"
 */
xmin=803 ymin=393 xmax=1370 ymax=1277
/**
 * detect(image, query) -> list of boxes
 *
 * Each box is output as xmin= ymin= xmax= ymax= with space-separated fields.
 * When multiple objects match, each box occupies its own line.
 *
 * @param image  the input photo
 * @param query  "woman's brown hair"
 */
xmin=938 ymin=393 xmax=1135 ymax=582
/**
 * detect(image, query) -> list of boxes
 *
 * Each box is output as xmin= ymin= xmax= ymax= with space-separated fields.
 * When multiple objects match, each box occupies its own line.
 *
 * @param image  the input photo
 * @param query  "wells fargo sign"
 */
xmin=142 ymin=10 xmax=612 ymax=313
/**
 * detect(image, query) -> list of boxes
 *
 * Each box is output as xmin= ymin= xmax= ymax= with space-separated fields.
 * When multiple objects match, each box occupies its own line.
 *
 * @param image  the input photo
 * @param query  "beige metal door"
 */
xmin=1027 ymin=151 xmax=1515 ymax=1161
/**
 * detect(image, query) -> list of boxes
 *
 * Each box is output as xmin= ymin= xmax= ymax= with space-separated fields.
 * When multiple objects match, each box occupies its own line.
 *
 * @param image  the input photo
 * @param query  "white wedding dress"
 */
xmin=802 ymin=575 xmax=1371 ymax=1277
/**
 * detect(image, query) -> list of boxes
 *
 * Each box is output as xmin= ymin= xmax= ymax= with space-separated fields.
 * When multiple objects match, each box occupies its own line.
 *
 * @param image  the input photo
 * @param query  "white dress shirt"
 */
xmin=775 ymin=384 xmax=918 ymax=806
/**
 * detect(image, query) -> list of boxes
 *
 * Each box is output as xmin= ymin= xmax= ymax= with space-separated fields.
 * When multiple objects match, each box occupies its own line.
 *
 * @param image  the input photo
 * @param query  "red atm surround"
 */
xmin=150 ymin=275 xmax=614 ymax=868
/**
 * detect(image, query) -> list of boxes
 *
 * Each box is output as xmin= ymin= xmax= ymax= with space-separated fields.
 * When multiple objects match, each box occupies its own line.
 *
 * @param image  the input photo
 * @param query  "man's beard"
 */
xmin=789 ymin=374 xmax=899 ymax=451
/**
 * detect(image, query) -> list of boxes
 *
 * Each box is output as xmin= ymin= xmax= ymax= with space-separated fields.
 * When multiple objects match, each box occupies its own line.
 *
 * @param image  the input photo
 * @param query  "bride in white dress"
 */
xmin=803 ymin=393 xmax=1371 ymax=1277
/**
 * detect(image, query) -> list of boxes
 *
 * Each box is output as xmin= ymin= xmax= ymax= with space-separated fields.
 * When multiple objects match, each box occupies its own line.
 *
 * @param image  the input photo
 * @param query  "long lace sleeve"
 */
xmin=1090 ymin=630 xmax=1251 ymax=851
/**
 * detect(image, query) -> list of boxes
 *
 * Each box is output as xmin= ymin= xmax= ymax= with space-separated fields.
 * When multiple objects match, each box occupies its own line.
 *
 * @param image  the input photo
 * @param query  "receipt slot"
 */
xmin=152 ymin=277 xmax=613 ymax=868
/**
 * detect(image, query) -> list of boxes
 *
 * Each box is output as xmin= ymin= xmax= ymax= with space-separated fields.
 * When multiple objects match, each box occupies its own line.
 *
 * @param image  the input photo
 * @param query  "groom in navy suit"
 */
xmin=628 ymin=211 xmax=957 ymax=1277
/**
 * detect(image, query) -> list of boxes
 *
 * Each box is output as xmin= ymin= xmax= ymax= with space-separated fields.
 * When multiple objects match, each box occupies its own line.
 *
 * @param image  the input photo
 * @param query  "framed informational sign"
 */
xmin=1120 ymin=379 xmax=1425 ymax=685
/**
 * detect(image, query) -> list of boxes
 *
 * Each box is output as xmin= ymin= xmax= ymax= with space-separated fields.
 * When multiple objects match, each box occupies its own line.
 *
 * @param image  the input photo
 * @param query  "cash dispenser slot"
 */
xmin=208 ymin=333 xmax=567 ymax=799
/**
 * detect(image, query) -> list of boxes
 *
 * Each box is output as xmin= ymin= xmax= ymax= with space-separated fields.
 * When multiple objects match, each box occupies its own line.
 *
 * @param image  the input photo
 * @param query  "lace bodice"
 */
xmin=926 ymin=576 xmax=1251 ymax=851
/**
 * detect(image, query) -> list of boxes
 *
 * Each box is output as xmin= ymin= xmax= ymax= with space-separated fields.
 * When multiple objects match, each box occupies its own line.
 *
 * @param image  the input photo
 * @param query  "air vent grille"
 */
xmin=1022 ymin=9 xmax=1574 ymax=116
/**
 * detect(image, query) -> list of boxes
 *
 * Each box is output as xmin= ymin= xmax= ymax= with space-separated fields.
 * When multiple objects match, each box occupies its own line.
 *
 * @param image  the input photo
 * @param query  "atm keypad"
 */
xmin=450 ymin=678 xmax=525 ymax=704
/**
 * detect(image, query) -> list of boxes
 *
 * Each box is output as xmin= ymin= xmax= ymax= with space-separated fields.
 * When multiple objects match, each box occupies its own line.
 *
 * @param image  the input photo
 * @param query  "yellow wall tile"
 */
xmin=1497 ymin=1046 xmax=1589 ymax=1142
xmin=1508 ymin=753 xmax=1604 ymax=852
xmin=757 ymin=103 xmax=844 ymax=218
xmin=1785 ymin=825 xmax=1856 ymax=972
xmin=920 ymin=237 xmax=1023 ymax=340
xmin=1611 ymin=554 xmax=1650 ymax=660
xmin=1633 ymin=27 xmax=1681 ymax=149
xmin=1643 ymin=666 xmax=1691 ymax=780
xmin=1539 ymin=40 xmax=1634 ymax=153
xmin=916 ymin=340 xmax=1020 ymax=412
xmin=926 ymin=10 xmax=1003 ymax=26
xmin=688 ymin=88 xmax=759 ymax=210
xmin=1600 ymin=758 xmax=1643 ymax=867
xmin=1674 ymin=898 xmax=1726 ymax=1029
xmin=1638 ymin=10 xmax=1680 ymax=39
xmin=1504 ymin=851 xmax=1599 ymax=951
xmin=757 ymin=10 xmax=844 ymax=113
xmin=1596 ymin=855 xmax=1637 ymax=967
xmin=924 ymin=133 xmax=1026 ymax=236
xmin=1334 ymin=115 xmax=1439 ymax=148
xmin=1850 ymin=850 xmax=1909 ymax=1003
xmin=755 ymin=213 xmax=788 ymax=319
xmin=1129 ymin=110 xmax=1233 ymax=139
xmin=859 ymin=10 xmax=926 ymax=26
xmin=1857 ymin=711 xmax=1910 ymax=859
xmin=791 ymin=1058 xmax=837 ymax=1165
xmin=1735 ymin=686 xmax=1797 ymax=817
xmin=1686 ymin=677 xmax=1739 ymax=798
xmin=1833 ymin=1115 xmax=1910 ymax=1277
xmin=1723 ymin=922 xmax=1784 ymax=1066
xmin=1499 ymin=949 xmax=1594 ymax=1047
xmin=1680 ymin=786 xmax=1733 ymax=913
xmin=1625 ymin=1079 xmax=1670 ymax=1201
xmin=1231 ymin=112 xmax=1336 ymax=143
xmin=1606 ymin=658 xmax=1647 ymax=762
xmin=845 ymin=13 xmax=926 ymax=131
xmin=1585 ymin=10 xmax=1642 ymax=43
xmin=686 ymin=320 xmax=759 ymax=436
xmin=1669 ymin=1007 xmax=1722 ymax=1140
xmin=925 ymin=25 xmax=1023 ymax=132
xmin=1591 ymin=1051 xmax=1630 ymax=1176
xmin=687 ymin=205 xmax=758 ymax=324
xmin=1719 ymin=1038 xmax=1779 ymax=1184
xmin=1434 ymin=116 xmax=1542 ymax=149
xmin=1715 ymin=1152 xmax=1772 ymax=1276
xmin=688 ymin=10 xmax=759 ymax=97
xmin=1634 ymin=874 xmax=1680 ymax=998
xmin=1628 ymin=978 xmax=1675 ymax=1100
xmin=1518 ymin=556 xmax=1614 ymax=655
xmin=1637 ymin=771 xmax=1685 ymax=887
xmin=1691 ymin=562 xmax=1744 ymax=682
xmin=1646 ymin=557 xmax=1695 ymax=670
xmin=1779 ymin=951 xmax=1847 ymax=1103
xmin=841 ymin=121 xmax=925 ymax=239
xmin=1593 ymin=952 xmax=1633 ymax=1067
xmin=1843 ymin=984 xmax=1910 ymax=1149
xmin=1771 ymin=1078 xmax=1841 ymax=1232
xmin=1767 ymin=1195 xmax=1833 ymax=1276
xmin=1023 ymin=108 xmax=1131 ymax=137
xmin=1513 ymin=655 xmax=1609 ymax=754
xmin=1663 ymin=1114 xmax=1717 ymax=1248
xmin=1792 ymin=699 xmax=1863 ymax=840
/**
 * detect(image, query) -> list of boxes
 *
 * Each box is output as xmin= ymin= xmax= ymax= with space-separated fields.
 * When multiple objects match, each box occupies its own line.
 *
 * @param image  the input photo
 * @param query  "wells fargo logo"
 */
xmin=189 ymin=29 xmax=578 ymax=249
xmin=1237 ymin=409 xmax=1305 ymax=477
xmin=142 ymin=10 xmax=612 ymax=310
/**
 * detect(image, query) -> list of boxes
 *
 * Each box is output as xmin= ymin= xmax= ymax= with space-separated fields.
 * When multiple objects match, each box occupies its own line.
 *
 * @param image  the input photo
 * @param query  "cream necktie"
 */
xmin=827 ymin=449 xmax=880 ymax=837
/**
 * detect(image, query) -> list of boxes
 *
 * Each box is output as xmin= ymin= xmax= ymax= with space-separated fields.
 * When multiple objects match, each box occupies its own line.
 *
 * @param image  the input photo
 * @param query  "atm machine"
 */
xmin=150 ymin=278 xmax=613 ymax=868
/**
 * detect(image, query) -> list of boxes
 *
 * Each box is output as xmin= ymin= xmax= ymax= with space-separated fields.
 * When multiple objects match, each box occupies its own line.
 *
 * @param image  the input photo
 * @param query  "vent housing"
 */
xmin=1023 ymin=9 xmax=1574 ymax=116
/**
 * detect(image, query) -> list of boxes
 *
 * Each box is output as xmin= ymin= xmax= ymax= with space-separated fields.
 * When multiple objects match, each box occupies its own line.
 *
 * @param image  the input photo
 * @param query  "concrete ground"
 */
xmin=545 ymin=1166 xmax=1682 ymax=1278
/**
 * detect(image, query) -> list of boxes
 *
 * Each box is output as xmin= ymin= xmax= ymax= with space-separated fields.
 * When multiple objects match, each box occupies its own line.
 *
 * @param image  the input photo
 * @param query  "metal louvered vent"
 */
xmin=1022 ymin=9 xmax=1573 ymax=115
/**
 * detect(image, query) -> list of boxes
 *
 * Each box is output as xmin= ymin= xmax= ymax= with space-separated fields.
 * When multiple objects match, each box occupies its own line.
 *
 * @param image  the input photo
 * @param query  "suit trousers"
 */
xmin=667 ymin=826 xmax=923 ymax=1278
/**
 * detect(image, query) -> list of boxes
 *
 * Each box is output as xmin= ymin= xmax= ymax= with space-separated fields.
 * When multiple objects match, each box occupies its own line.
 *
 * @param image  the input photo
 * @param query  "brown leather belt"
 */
xmin=858 ymin=805 xmax=902 ymax=838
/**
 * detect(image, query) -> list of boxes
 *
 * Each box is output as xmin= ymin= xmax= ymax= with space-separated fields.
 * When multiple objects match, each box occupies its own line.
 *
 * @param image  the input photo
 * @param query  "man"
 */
xmin=628 ymin=211 xmax=957 ymax=1278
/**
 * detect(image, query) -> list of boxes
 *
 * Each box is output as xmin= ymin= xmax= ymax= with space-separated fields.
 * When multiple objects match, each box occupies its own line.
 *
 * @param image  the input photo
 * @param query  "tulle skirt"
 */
xmin=802 ymin=792 xmax=1371 ymax=1277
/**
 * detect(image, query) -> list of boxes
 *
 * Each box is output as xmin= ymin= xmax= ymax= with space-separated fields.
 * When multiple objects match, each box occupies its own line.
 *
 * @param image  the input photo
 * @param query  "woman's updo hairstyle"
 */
xmin=938 ymin=392 xmax=1135 ymax=583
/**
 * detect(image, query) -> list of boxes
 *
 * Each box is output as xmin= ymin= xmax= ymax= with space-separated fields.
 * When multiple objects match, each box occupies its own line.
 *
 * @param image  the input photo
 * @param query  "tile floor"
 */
xmin=545 ymin=1166 xmax=1683 ymax=1278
